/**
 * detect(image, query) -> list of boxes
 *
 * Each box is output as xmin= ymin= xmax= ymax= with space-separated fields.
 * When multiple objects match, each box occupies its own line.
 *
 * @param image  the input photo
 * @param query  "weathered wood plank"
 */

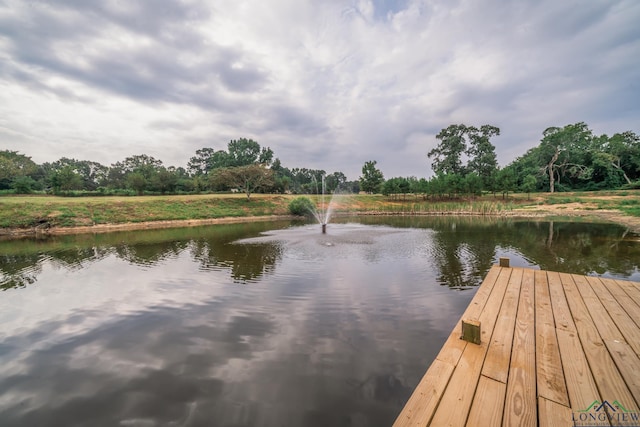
xmin=392 ymin=359 xmax=455 ymax=427
xmin=465 ymin=375 xmax=505 ymax=427
xmin=482 ymin=268 xmax=523 ymax=383
xmin=560 ymin=273 xmax=636 ymax=407
xmin=538 ymin=397 xmax=573 ymax=427
xmin=535 ymin=270 xmax=569 ymax=407
xmin=429 ymin=267 xmax=512 ymax=426
xmin=503 ymin=268 xmax=537 ymax=427
xmin=547 ymin=271 xmax=576 ymax=332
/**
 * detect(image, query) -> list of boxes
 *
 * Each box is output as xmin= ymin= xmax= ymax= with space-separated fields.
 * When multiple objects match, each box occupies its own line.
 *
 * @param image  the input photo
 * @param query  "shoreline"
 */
xmin=2 ymin=208 xmax=639 ymax=238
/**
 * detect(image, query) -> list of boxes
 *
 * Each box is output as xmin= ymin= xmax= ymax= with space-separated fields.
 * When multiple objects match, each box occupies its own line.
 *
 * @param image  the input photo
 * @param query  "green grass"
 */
xmin=1 ymin=189 xmax=639 ymax=231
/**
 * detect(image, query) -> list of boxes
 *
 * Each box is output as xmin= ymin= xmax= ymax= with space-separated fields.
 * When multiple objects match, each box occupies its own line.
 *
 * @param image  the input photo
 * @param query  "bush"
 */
xmin=12 ymin=176 xmax=37 ymax=194
xmin=288 ymin=196 xmax=316 ymax=217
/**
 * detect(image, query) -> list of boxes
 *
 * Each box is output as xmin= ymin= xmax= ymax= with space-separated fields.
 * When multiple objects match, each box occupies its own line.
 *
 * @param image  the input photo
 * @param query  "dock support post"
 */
xmin=461 ymin=319 xmax=481 ymax=344
xmin=499 ymin=257 xmax=510 ymax=267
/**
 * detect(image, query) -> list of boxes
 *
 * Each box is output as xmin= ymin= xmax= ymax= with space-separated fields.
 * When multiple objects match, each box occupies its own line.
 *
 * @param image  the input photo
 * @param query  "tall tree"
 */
xmin=51 ymin=165 xmax=84 ymax=192
xmin=187 ymin=148 xmax=217 ymax=176
xmin=428 ymin=124 xmax=468 ymax=175
xmin=466 ymin=125 xmax=499 ymax=188
xmin=227 ymin=138 xmax=274 ymax=167
xmin=359 ymin=160 xmax=384 ymax=194
xmin=605 ymin=131 xmax=640 ymax=184
xmin=48 ymin=158 xmax=108 ymax=190
xmin=0 ymin=150 xmax=37 ymax=189
xmin=539 ymin=123 xmax=594 ymax=192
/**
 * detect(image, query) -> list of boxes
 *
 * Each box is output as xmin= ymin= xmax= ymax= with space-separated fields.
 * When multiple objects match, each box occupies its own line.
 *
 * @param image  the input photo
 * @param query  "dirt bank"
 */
xmin=0 ymin=215 xmax=296 ymax=238
xmin=2 ymin=205 xmax=640 ymax=239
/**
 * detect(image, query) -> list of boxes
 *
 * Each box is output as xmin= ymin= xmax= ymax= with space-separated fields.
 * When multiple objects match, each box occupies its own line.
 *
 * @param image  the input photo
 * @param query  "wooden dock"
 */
xmin=393 ymin=264 xmax=640 ymax=427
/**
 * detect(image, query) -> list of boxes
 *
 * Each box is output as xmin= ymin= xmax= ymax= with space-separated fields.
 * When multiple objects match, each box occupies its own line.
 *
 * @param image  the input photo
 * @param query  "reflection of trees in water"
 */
xmin=1 ymin=246 xmax=111 ymax=290
xmin=113 ymin=240 xmax=189 ymax=266
xmin=429 ymin=220 xmax=498 ymax=289
xmin=507 ymin=221 xmax=639 ymax=276
xmin=356 ymin=215 xmax=640 ymax=286
xmin=1 ymin=218 xmax=638 ymax=290
xmin=0 ymin=253 xmax=42 ymax=290
xmin=0 ymin=222 xmax=288 ymax=290
xmin=190 ymin=239 xmax=282 ymax=283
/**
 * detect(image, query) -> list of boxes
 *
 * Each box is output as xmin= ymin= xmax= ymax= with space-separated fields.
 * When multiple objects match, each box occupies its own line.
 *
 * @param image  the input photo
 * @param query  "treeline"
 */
xmin=0 ymin=138 xmax=360 ymax=198
xmin=366 ymin=122 xmax=640 ymax=199
xmin=1 ymin=122 xmax=638 ymax=199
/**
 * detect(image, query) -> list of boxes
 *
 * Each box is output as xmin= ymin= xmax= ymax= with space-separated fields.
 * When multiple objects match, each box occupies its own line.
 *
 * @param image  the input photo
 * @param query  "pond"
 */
xmin=0 ymin=216 xmax=638 ymax=427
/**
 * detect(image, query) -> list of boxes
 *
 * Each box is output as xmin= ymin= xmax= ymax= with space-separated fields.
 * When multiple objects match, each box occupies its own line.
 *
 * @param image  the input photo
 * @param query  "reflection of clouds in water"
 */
xmin=0 ymin=224 xmax=478 ymax=426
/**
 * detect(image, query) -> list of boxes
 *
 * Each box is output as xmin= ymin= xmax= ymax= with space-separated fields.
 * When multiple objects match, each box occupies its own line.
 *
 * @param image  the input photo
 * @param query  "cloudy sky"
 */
xmin=1 ymin=0 xmax=638 ymax=180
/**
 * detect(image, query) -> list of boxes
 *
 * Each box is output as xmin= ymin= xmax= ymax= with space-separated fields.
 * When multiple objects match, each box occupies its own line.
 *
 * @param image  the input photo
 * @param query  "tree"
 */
xmin=188 ymin=139 xmax=274 ymax=176
xmin=467 ymin=125 xmax=499 ymax=189
xmin=227 ymin=138 xmax=273 ymax=167
xmin=428 ymin=124 xmax=468 ymax=175
xmin=48 ymin=157 xmax=108 ymax=190
xmin=325 ymin=171 xmax=347 ymax=193
xmin=12 ymin=176 xmax=37 ymax=194
xmin=521 ymin=174 xmax=538 ymax=200
xmin=496 ymin=167 xmax=517 ymax=199
xmin=210 ymin=164 xmax=274 ymax=200
xmin=539 ymin=123 xmax=594 ymax=192
xmin=187 ymin=147 xmax=217 ymax=175
xmin=428 ymin=124 xmax=499 ymax=193
xmin=51 ymin=165 xmax=83 ymax=192
xmin=359 ymin=160 xmax=384 ymax=194
xmin=0 ymin=150 xmax=37 ymax=189
xmin=151 ymin=167 xmax=179 ymax=194
xmin=110 ymin=154 xmax=164 ymax=194
xmin=604 ymin=131 xmax=640 ymax=184
xmin=126 ymin=172 xmax=147 ymax=195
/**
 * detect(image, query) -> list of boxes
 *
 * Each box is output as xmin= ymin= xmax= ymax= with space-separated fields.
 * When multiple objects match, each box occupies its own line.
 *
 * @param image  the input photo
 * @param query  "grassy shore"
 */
xmin=0 ymin=190 xmax=639 ymax=235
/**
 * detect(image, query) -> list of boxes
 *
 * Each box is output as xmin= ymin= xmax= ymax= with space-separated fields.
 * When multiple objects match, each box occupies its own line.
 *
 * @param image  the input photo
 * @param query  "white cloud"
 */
xmin=0 ymin=0 xmax=638 ymax=178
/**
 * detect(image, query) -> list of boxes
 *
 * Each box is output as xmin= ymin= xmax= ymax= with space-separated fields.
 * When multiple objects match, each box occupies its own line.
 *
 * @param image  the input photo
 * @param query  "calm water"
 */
xmin=0 ymin=217 xmax=638 ymax=427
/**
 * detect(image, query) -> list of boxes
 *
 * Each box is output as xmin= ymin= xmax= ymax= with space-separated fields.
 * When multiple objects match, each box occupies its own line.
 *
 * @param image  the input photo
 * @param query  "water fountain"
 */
xmin=310 ymin=175 xmax=337 ymax=234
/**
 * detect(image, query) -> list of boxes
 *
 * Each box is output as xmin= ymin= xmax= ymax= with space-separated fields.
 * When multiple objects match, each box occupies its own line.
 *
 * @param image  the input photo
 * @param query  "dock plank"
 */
xmin=482 ymin=268 xmax=522 ymax=383
xmin=547 ymin=271 xmax=576 ymax=332
xmin=465 ymin=375 xmax=505 ymax=427
xmin=604 ymin=339 xmax=640 ymax=408
xmin=394 ymin=266 xmax=640 ymax=426
xmin=555 ymin=328 xmax=601 ymax=413
xmin=434 ymin=265 xmax=504 ymax=368
xmin=429 ymin=267 xmax=511 ymax=426
xmin=615 ymin=278 xmax=640 ymax=305
xmin=560 ymin=273 xmax=636 ymax=407
xmin=585 ymin=276 xmax=640 ymax=357
xmin=503 ymin=268 xmax=537 ymax=427
xmin=538 ymin=397 xmax=572 ymax=427
xmin=599 ymin=277 xmax=640 ymax=330
xmin=534 ymin=270 xmax=569 ymax=407
xmin=392 ymin=359 xmax=454 ymax=427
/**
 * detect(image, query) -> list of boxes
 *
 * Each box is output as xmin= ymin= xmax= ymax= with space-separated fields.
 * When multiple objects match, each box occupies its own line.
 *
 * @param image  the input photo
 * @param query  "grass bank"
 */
xmin=0 ymin=190 xmax=639 ymax=236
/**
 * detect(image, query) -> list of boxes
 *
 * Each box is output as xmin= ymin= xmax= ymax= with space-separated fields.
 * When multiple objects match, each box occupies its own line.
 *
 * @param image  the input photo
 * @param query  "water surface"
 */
xmin=0 ymin=217 xmax=638 ymax=427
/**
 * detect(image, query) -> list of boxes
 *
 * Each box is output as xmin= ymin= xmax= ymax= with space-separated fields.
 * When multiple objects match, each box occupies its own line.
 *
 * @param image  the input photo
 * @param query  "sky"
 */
xmin=0 ymin=0 xmax=638 ymax=180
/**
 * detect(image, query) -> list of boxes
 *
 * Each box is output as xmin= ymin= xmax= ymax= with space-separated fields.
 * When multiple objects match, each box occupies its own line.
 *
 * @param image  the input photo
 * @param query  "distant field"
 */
xmin=0 ymin=190 xmax=638 ymax=233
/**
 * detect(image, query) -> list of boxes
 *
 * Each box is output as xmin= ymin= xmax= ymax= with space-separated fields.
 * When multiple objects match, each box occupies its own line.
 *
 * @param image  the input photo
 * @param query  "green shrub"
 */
xmin=288 ymin=196 xmax=316 ymax=217
xmin=12 ymin=176 xmax=37 ymax=194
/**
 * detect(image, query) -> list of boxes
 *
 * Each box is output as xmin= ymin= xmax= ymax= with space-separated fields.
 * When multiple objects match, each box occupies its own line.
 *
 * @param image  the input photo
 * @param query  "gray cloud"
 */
xmin=0 ymin=0 xmax=638 ymax=179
